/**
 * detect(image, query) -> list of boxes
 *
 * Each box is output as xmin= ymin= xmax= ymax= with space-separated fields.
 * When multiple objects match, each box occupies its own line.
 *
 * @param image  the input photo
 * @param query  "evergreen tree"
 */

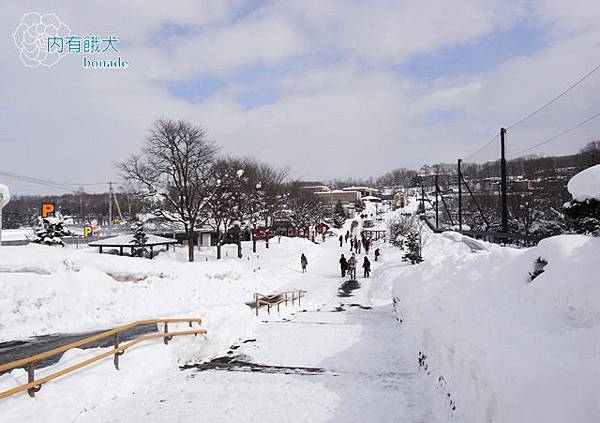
xmin=402 ymin=230 xmax=423 ymax=264
xmin=564 ymin=199 xmax=600 ymax=236
xmin=333 ymin=200 xmax=346 ymax=228
xmin=31 ymin=218 xmax=72 ymax=247
xmin=131 ymin=220 xmax=149 ymax=257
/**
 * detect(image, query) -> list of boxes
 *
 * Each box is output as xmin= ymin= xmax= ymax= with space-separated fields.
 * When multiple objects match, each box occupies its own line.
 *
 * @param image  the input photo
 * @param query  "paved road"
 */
xmin=0 ymin=324 xmax=157 ymax=373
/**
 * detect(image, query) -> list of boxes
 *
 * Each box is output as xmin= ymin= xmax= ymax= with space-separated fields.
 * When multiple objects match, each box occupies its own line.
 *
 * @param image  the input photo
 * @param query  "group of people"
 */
xmin=339 ymin=232 xmax=374 ymax=255
xmin=339 ymin=253 xmax=370 ymax=279
xmin=301 ymin=230 xmax=381 ymax=279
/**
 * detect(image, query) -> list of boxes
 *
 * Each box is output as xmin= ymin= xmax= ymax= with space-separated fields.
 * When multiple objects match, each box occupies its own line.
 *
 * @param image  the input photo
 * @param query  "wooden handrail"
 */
xmin=0 ymin=318 xmax=206 ymax=400
xmin=254 ymin=290 xmax=305 ymax=316
xmin=0 ymin=318 xmax=202 ymax=373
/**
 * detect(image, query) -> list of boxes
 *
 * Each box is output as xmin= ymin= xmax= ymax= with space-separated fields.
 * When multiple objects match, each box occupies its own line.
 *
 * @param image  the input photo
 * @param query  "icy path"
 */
xmin=74 ymin=239 xmax=444 ymax=423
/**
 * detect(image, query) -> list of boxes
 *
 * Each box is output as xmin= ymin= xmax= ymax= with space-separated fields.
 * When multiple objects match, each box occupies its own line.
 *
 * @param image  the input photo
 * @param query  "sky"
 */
xmin=1 ymin=0 xmax=600 ymax=195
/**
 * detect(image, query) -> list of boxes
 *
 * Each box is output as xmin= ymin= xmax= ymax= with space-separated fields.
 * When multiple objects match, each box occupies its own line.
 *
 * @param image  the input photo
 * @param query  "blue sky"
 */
xmin=166 ymin=18 xmax=553 ymax=112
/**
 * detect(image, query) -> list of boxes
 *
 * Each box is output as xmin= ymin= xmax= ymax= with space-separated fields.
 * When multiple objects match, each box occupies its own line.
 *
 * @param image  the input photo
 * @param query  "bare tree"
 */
xmin=209 ymin=158 xmax=246 ymax=259
xmin=285 ymin=182 xmax=323 ymax=238
xmin=118 ymin=118 xmax=218 ymax=262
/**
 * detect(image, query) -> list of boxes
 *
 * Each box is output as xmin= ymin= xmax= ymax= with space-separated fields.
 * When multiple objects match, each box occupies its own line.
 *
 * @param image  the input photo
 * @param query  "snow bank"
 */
xmin=391 ymin=233 xmax=600 ymax=422
xmin=0 ymin=237 xmax=318 ymax=341
xmin=567 ymin=164 xmax=600 ymax=201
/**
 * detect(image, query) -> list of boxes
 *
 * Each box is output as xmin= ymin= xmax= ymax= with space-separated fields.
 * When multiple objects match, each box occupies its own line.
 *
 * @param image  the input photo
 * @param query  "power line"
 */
xmin=509 ymin=110 xmax=600 ymax=158
xmin=463 ymin=133 xmax=499 ymax=161
xmin=0 ymin=169 xmax=108 ymax=192
xmin=507 ymin=62 xmax=600 ymax=130
xmin=461 ymin=61 xmax=600 ymax=161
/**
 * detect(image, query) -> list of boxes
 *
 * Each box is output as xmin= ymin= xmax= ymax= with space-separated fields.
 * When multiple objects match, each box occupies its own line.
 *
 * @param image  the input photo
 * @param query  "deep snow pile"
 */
xmin=0 ymin=237 xmax=319 ymax=342
xmin=391 ymin=232 xmax=600 ymax=422
xmin=567 ymin=164 xmax=600 ymax=201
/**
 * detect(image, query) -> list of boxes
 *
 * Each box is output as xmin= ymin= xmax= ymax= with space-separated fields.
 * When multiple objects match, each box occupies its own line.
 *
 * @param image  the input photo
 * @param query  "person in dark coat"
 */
xmin=301 ymin=254 xmax=308 ymax=273
xmin=374 ymin=248 xmax=380 ymax=261
xmin=362 ymin=256 xmax=371 ymax=278
xmin=345 ymin=231 xmax=349 ymax=243
xmin=339 ymin=254 xmax=347 ymax=277
xmin=339 ymin=235 xmax=343 ymax=247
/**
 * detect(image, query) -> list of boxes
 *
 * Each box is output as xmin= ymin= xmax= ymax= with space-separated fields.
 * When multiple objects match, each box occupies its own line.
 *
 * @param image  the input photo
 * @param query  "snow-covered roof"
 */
xmin=362 ymin=196 xmax=382 ymax=201
xmin=89 ymin=234 xmax=178 ymax=247
xmin=567 ymin=164 xmax=600 ymax=202
xmin=342 ymin=186 xmax=379 ymax=192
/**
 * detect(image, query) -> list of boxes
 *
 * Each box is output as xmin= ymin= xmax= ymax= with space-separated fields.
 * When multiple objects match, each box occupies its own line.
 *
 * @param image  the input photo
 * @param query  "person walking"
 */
xmin=301 ymin=253 xmax=308 ymax=273
xmin=345 ymin=231 xmax=349 ymax=244
xmin=362 ymin=256 xmax=371 ymax=278
xmin=374 ymin=248 xmax=380 ymax=262
xmin=339 ymin=254 xmax=347 ymax=277
xmin=348 ymin=253 xmax=357 ymax=280
xmin=356 ymin=238 xmax=361 ymax=254
xmin=339 ymin=235 xmax=343 ymax=247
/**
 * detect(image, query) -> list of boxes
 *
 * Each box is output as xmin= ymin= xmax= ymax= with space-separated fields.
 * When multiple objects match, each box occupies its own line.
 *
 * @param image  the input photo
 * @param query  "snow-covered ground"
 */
xmin=1 ymin=210 xmax=598 ymax=422
xmin=0 ymin=238 xmax=319 ymax=341
xmin=0 ymin=228 xmax=33 ymax=242
xmin=0 ymin=232 xmax=446 ymax=422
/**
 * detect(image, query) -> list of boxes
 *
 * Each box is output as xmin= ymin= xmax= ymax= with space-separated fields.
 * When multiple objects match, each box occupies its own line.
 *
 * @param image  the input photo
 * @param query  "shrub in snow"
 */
xmin=563 ymin=199 xmax=600 ymax=236
xmin=130 ymin=220 xmax=149 ymax=257
xmin=402 ymin=230 xmax=423 ymax=264
xmin=529 ymin=257 xmax=548 ymax=281
xmin=30 ymin=218 xmax=73 ymax=246
xmin=564 ymin=165 xmax=600 ymax=237
xmin=387 ymin=213 xmax=415 ymax=247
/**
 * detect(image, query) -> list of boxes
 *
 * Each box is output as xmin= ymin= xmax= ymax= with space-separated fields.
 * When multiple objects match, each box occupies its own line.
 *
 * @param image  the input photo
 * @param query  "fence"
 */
xmin=253 ymin=290 xmax=305 ymax=316
xmin=0 ymin=318 xmax=206 ymax=400
xmin=422 ymin=216 xmax=542 ymax=246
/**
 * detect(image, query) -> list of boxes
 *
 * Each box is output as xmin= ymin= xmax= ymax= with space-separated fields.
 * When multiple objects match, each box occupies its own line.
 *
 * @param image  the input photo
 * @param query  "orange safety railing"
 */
xmin=253 ymin=290 xmax=305 ymax=316
xmin=0 ymin=318 xmax=207 ymax=400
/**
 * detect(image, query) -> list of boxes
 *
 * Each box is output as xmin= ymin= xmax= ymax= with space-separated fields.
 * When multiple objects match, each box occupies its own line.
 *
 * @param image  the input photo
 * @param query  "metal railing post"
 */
xmin=26 ymin=365 xmax=41 ymax=398
xmin=113 ymin=333 xmax=122 ymax=370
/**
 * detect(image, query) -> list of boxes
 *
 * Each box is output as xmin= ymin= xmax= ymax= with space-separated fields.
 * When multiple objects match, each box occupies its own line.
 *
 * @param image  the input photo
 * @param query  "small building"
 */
xmin=315 ymin=222 xmax=330 ymax=235
xmin=342 ymin=186 xmax=379 ymax=198
xmin=314 ymin=190 xmax=361 ymax=206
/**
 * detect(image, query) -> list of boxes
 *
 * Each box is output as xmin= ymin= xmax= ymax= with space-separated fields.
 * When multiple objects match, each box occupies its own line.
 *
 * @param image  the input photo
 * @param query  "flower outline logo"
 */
xmin=13 ymin=12 xmax=71 ymax=68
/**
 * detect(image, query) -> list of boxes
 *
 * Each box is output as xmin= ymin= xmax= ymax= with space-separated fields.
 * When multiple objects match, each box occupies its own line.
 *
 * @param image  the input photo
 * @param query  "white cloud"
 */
xmin=1 ymin=0 xmax=600 ymax=194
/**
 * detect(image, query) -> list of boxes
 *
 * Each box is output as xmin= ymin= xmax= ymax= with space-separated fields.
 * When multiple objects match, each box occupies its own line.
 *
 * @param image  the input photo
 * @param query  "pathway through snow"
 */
xmin=74 ymin=238 xmax=445 ymax=422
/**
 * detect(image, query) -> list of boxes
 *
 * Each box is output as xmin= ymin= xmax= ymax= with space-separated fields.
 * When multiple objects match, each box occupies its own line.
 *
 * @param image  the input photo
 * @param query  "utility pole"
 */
xmin=108 ymin=181 xmax=113 ymax=229
xmin=112 ymin=190 xmax=123 ymax=221
xmin=500 ymin=128 xmax=508 ymax=233
xmin=435 ymin=174 xmax=439 ymax=228
xmin=457 ymin=159 xmax=462 ymax=231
